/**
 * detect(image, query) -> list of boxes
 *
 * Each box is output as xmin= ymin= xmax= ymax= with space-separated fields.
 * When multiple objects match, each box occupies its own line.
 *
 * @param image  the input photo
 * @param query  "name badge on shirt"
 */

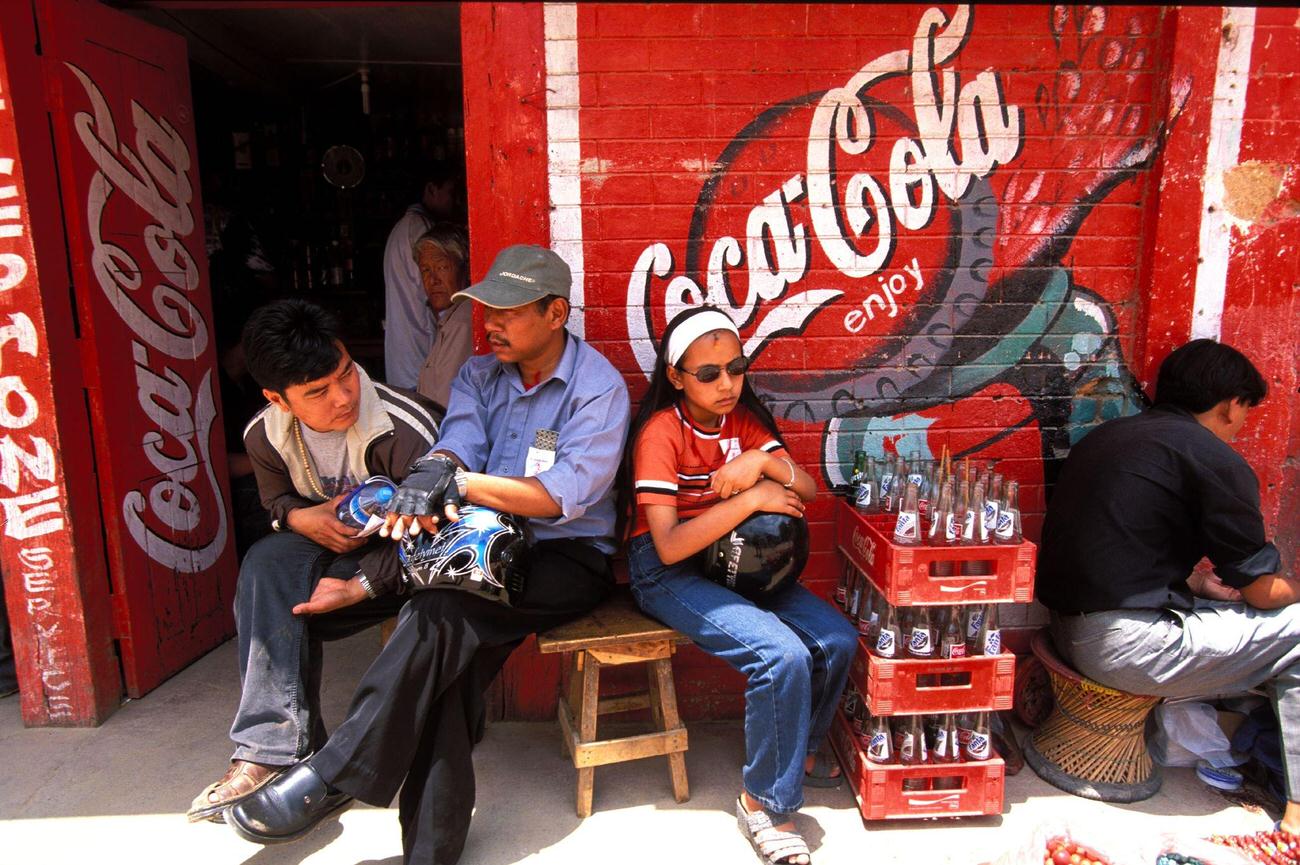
xmin=525 ymin=428 xmax=559 ymax=477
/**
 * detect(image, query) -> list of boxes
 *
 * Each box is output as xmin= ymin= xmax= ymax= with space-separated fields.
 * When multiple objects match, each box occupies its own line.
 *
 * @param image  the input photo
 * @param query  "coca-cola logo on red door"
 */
xmin=66 ymin=63 xmax=227 ymax=572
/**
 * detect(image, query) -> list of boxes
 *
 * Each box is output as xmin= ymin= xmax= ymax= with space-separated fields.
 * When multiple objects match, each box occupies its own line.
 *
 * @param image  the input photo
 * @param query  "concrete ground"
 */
xmin=0 ymin=632 xmax=1272 ymax=865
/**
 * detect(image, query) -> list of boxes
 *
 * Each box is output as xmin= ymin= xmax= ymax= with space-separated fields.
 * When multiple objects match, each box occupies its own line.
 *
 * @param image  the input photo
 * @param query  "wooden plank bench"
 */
xmin=537 ymin=586 xmax=693 ymax=817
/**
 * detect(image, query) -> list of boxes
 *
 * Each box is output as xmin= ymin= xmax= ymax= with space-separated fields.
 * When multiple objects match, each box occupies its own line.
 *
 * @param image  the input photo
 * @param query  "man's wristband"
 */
xmin=357 ymin=572 xmax=378 ymax=600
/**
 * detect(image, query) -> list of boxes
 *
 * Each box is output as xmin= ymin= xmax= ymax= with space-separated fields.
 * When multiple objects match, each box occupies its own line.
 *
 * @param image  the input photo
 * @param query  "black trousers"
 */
xmin=310 ymin=538 xmax=613 ymax=865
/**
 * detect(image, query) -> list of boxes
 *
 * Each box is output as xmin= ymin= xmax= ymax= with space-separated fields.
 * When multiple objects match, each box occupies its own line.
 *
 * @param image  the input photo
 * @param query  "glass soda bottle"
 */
xmin=865 ymin=715 xmax=893 ymax=764
xmin=965 ymin=712 xmax=992 ymax=761
xmin=893 ymin=481 xmax=921 ymax=545
xmin=931 ymin=713 xmax=963 ymax=789
xmin=835 ymin=558 xmax=851 ymax=610
xmin=938 ymin=605 xmax=966 ymax=686
xmin=964 ymin=480 xmax=984 ymax=545
xmin=977 ymin=604 xmax=1002 ymax=656
xmin=995 ymin=480 xmax=1022 ymax=544
xmin=878 ymin=455 xmax=896 ymax=512
xmin=906 ymin=605 xmax=934 ymax=659
xmin=874 ymin=602 xmax=900 ymax=659
xmin=963 ymin=605 xmax=985 ymax=655
xmin=899 ymin=716 xmax=930 ymax=790
xmin=856 ymin=581 xmax=878 ymax=639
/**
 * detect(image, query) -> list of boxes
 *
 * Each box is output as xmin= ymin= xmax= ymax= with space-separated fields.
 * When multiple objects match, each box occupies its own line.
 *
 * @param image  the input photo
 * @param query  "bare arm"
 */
xmin=645 ymin=480 xmax=804 ymax=565
xmin=1240 ymin=572 xmax=1300 ymax=610
xmin=710 ymin=450 xmax=817 ymax=503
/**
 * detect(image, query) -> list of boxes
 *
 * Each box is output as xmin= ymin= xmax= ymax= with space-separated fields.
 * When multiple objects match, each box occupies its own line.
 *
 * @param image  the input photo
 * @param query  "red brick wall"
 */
xmin=464 ymin=4 xmax=1300 ymax=720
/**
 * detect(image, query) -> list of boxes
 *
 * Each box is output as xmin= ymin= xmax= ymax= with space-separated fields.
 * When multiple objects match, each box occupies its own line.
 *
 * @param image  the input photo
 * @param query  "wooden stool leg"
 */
xmin=649 ymin=656 xmax=689 ymax=803
xmin=561 ymin=653 xmax=582 ymax=758
xmin=576 ymin=651 xmax=600 ymax=817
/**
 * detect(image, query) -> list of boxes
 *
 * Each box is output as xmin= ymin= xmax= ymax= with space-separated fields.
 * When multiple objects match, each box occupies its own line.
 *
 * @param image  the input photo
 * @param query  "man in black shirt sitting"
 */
xmin=1038 ymin=339 xmax=1298 ymax=828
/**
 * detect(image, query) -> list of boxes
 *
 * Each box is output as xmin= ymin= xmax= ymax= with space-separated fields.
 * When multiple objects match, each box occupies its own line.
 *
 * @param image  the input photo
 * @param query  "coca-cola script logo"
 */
xmin=627 ymin=5 xmax=1021 ymax=382
xmin=615 ymin=4 xmax=1185 ymax=489
xmin=67 ymin=64 xmax=227 ymax=573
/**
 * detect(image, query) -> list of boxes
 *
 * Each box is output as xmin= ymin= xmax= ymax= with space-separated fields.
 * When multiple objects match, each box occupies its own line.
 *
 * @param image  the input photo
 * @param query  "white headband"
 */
xmin=664 ymin=309 xmax=740 ymax=367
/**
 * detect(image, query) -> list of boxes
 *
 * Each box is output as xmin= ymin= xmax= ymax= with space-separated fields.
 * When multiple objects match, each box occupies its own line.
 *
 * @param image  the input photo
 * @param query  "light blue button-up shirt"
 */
xmin=435 ymin=331 xmax=630 ymax=553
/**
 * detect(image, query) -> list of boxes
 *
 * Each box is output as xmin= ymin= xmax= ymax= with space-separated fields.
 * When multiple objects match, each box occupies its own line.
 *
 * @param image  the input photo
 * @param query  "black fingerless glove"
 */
xmin=390 ymin=454 xmax=459 ymax=516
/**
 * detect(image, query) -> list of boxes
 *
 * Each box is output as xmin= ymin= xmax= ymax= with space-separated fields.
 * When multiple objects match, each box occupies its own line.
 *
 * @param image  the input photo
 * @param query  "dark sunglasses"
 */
xmin=677 ymin=355 xmax=750 ymax=384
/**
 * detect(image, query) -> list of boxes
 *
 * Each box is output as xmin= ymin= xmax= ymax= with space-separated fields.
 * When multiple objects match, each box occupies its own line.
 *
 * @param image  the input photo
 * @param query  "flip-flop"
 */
xmin=803 ymin=750 xmax=843 ymax=789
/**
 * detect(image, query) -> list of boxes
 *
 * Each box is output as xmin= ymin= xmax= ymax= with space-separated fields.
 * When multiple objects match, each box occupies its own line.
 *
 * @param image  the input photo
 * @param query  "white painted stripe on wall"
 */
xmin=1191 ymin=6 xmax=1255 ymax=342
xmin=544 ymin=2 xmax=585 ymax=338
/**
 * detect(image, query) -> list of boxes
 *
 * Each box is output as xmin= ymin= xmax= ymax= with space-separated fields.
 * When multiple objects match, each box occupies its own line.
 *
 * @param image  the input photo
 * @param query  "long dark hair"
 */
xmin=615 ymin=306 xmax=787 ymax=539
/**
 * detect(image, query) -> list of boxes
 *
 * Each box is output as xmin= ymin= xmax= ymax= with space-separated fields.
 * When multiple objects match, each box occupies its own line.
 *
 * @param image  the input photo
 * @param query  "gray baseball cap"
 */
xmin=452 ymin=244 xmax=571 ymax=308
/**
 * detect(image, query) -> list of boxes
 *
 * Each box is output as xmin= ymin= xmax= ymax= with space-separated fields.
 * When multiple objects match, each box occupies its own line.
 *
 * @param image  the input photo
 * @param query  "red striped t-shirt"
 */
xmin=631 ymin=403 xmax=788 ymax=537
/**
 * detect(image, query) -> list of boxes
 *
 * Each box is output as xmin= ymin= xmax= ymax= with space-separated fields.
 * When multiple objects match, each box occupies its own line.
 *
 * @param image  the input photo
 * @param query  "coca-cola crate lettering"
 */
xmin=850 ymin=639 xmax=1015 ymax=716
xmin=837 ymin=501 xmax=1034 ymax=606
xmin=829 ymin=711 xmax=1004 ymax=821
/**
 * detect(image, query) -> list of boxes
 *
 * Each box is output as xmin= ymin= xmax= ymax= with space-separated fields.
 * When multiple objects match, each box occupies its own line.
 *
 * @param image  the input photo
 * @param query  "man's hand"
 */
xmin=292 ymin=577 xmax=367 ymax=616
xmin=286 ymin=496 xmax=366 ymax=554
xmin=381 ymin=455 xmax=460 ymax=541
xmin=1187 ymin=569 xmax=1244 ymax=603
xmin=711 ymin=450 xmax=769 ymax=500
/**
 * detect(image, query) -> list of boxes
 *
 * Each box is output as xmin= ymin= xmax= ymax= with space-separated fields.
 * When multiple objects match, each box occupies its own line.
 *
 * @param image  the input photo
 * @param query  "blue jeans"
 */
xmin=627 ymin=532 xmax=857 ymax=814
xmin=230 ymin=532 xmax=405 ymax=765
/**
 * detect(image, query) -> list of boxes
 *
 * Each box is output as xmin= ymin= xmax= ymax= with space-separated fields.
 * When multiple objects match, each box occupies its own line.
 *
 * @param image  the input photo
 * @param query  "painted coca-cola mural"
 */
xmin=587 ymin=5 xmax=1184 ymax=543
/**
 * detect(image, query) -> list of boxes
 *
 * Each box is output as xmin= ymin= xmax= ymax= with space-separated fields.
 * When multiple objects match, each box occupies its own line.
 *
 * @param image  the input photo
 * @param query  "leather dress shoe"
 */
xmin=225 ymin=762 xmax=353 ymax=845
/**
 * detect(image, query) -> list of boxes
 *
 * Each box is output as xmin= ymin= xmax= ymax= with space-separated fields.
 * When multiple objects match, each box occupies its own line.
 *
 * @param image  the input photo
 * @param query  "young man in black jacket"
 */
xmin=187 ymin=299 xmax=441 ymax=823
xmin=1038 ymin=339 xmax=1298 ymax=826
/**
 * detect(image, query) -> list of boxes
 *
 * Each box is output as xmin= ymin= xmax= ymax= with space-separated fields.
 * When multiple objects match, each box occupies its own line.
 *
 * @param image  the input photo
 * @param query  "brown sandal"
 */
xmin=187 ymin=760 xmax=286 ymax=823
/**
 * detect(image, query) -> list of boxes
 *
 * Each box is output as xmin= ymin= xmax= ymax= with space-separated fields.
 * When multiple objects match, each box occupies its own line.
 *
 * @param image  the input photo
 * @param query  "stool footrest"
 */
xmin=559 ymin=699 xmax=688 ymax=768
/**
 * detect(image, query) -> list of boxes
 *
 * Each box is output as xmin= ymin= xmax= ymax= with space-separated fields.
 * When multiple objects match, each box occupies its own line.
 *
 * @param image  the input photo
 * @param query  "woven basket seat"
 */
xmin=1024 ymin=629 xmax=1163 ymax=803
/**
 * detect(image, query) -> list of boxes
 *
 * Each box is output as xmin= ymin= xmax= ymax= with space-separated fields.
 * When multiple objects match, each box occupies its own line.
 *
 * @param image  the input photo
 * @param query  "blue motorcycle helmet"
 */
xmin=700 ymin=512 xmax=809 ymax=601
xmin=398 ymin=505 xmax=531 ymax=606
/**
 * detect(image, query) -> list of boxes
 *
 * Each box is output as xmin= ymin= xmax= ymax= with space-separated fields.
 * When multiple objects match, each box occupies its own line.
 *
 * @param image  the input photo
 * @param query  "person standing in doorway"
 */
xmin=412 ymin=224 xmax=475 ymax=411
xmin=383 ymin=165 xmax=461 ymax=390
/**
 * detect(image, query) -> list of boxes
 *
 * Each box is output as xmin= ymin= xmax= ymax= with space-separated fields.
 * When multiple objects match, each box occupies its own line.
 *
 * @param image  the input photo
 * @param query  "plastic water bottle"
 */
xmin=335 ymin=475 xmax=396 ymax=531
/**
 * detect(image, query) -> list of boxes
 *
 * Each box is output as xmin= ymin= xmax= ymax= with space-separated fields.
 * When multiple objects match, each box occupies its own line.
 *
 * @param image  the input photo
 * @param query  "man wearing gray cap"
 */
xmin=226 ymin=245 xmax=631 ymax=865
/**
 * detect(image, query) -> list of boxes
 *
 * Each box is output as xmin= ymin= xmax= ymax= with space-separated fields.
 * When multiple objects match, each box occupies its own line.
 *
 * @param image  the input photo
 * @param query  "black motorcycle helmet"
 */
xmin=700 ymin=512 xmax=809 ymax=601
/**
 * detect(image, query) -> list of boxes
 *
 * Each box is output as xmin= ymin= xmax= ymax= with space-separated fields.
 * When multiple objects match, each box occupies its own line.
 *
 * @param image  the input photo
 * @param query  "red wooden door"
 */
xmin=33 ymin=0 xmax=237 ymax=697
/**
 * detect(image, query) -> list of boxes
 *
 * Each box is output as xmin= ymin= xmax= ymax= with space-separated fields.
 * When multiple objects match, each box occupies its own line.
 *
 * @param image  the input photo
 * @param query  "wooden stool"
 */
xmin=537 ymin=587 xmax=692 ymax=817
xmin=1024 ymin=629 xmax=1162 ymax=803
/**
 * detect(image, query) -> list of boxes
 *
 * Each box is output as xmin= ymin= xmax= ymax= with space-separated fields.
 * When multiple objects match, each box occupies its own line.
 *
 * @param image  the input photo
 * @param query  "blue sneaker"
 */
xmin=1196 ymin=759 xmax=1244 ymax=792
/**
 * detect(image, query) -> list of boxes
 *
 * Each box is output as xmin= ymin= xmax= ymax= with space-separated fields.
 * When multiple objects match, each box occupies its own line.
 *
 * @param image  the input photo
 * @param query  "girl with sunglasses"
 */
xmin=619 ymin=306 xmax=857 ymax=865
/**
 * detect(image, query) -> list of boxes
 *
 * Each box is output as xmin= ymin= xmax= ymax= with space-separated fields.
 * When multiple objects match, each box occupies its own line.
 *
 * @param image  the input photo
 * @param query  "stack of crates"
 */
xmin=829 ymin=499 xmax=1036 ymax=821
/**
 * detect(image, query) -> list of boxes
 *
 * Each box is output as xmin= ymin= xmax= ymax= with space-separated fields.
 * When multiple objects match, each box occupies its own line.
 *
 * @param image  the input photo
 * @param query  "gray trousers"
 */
xmin=230 ymin=532 xmax=406 ymax=766
xmin=1051 ymin=600 xmax=1300 ymax=801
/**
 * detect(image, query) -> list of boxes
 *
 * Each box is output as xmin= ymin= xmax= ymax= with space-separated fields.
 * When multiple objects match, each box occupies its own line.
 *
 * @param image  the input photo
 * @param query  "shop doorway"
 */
xmin=124 ymin=2 xmax=467 ymax=556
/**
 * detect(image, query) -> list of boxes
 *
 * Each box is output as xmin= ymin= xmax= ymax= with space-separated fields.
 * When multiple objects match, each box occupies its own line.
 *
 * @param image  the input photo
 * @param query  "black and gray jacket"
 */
xmin=243 ymin=365 xmax=441 ymax=594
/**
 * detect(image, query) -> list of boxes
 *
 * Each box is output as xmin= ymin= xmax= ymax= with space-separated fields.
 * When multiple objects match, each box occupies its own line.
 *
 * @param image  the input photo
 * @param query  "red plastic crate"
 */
xmin=829 ymin=710 xmax=1005 ymax=821
xmin=836 ymin=500 xmax=1035 ymax=606
xmin=848 ymin=638 xmax=1015 ymax=715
